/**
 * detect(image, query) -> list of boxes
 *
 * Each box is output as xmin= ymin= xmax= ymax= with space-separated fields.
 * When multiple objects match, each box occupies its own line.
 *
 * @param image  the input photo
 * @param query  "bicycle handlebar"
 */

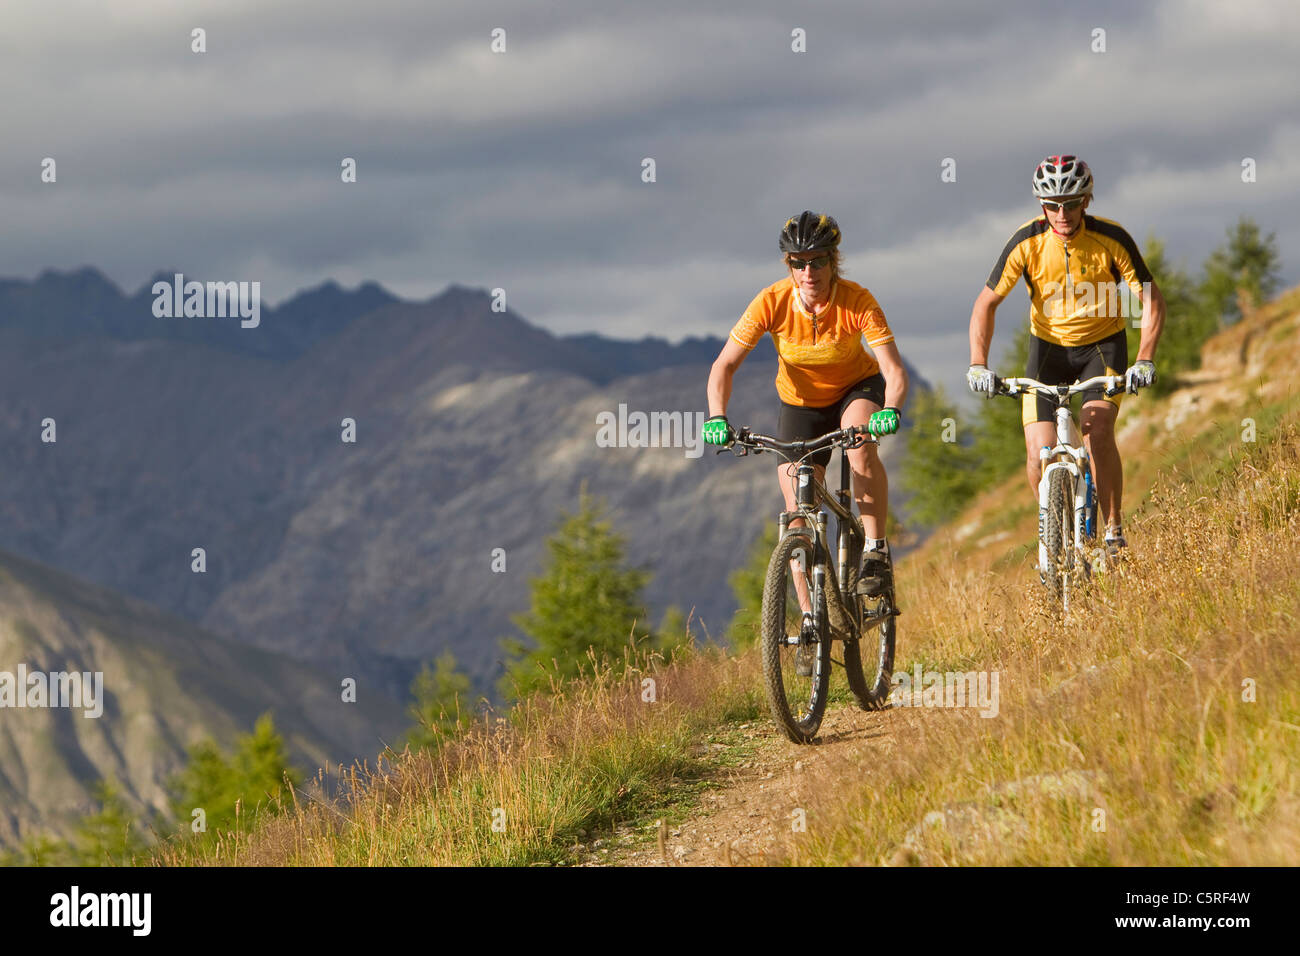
xmin=995 ymin=372 xmax=1129 ymax=400
xmin=728 ymin=423 xmax=877 ymax=460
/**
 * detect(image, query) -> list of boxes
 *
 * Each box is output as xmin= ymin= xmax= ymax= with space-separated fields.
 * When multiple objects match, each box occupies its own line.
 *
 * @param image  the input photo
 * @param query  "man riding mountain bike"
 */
xmin=967 ymin=155 xmax=1166 ymax=561
xmin=702 ymin=211 xmax=910 ymax=618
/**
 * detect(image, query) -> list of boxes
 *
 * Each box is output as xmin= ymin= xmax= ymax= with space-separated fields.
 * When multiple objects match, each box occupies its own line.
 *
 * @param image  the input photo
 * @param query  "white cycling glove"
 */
xmin=967 ymin=364 xmax=996 ymax=398
xmin=1126 ymin=360 xmax=1156 ymax=393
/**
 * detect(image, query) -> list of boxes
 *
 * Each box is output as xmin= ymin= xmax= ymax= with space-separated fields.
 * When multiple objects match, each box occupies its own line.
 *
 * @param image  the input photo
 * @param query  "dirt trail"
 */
xmin=582 ymin=702 xmax=899 ymax=867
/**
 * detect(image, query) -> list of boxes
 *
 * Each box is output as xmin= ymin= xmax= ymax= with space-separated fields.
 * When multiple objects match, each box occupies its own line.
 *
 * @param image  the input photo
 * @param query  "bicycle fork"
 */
xmin=1037 ymin=456 xmax=1085 ymax=569
xmin=779 ymin=509 xmax=827 ymax=640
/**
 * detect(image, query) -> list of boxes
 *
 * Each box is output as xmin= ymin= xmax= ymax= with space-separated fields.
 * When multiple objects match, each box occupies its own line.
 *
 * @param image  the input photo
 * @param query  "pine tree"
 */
xmin=970 ymin=322 xmax=1033 ymax=489
xmin=1201 ymin=217 xmax=1281 ymax=326
xmin=405 ymin=650 xmax=475 ymax=751
xmin=899 ymin=385 xmax=984 ymax=526
xmin=71 ymin=779 xmax=147 ymax=866
xmin=168 ymin=714 xmax=302 ymax=840
xmin=499 ymin=489 xmax=652 ymax=699
xmin=1126 ymin=235 xmax=1210 ymax=396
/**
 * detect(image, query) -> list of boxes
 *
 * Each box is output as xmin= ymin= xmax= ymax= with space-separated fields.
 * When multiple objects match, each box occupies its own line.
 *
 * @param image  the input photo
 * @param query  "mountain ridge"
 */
xmin=0 ymin=267 xmax=926 ymax=702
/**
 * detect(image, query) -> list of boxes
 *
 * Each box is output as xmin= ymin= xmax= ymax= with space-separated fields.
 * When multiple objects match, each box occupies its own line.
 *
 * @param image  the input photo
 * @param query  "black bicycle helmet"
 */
xmin=779 ymin=211 xmax=841 ymax=253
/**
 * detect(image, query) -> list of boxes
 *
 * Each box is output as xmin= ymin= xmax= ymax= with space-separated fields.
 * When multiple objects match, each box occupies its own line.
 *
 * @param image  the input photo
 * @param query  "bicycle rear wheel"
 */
xmin=844 ymin=587 xmax=897 ymax=710
xmin=760 ymin=531 xmax=831 ymax=743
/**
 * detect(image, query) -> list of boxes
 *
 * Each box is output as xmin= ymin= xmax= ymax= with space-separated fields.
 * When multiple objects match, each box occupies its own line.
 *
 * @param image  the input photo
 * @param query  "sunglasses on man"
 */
xmin=1041 ymin=197 xmax=1087 ymax=213
xmin=787 ymin=255 xmax=831 ymax=271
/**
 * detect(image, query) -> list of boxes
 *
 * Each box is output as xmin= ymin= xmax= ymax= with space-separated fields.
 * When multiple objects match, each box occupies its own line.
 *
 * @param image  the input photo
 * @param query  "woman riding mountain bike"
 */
xmin=703 ymin=211 xmax=911 ymax=601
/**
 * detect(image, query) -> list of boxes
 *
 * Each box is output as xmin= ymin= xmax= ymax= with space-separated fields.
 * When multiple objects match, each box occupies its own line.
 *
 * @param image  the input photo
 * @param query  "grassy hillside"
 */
xmin=784 ymin=290 xmax=1300 ymax=864
xmin=163 ymin=286 xmax=1300 ymax=866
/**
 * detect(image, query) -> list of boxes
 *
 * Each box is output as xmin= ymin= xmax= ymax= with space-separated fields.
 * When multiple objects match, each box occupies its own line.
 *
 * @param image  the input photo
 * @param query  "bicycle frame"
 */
xmin=776 ymin=456 xmax=862 ymax=643
xmin=778 ymin=453 xmax=862 ymax=592
xmin=999 ymin=373 xmax=1126 ymax=611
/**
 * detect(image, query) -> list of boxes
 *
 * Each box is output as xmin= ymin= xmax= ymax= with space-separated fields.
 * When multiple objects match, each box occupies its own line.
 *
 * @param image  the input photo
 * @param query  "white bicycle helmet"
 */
xmin=1031 ymin=155 xmax=1093 ymax=200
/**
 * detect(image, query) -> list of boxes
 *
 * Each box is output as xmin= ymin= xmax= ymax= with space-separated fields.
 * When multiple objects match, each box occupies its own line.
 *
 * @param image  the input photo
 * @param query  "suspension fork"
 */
xmin=780 ymin=464 xmax=824 ymax=626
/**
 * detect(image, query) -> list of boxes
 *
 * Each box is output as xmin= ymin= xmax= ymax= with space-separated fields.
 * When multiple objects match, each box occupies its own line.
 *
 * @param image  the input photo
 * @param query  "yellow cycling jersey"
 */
xmin=986 ymin=214 xmax=1154 ymax=346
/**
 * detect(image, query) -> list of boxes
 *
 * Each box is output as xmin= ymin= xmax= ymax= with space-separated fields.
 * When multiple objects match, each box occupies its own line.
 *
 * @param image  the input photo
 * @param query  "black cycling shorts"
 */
xmin=776 ymin=373 xmax=886 ymax=469
xmin=1023 ymin=328 xmax=1127 ymax=425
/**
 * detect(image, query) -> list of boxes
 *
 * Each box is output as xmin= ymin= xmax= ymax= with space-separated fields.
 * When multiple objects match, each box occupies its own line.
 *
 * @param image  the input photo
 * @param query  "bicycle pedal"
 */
xmin=861 ymin=604 xmax=901 ymax=624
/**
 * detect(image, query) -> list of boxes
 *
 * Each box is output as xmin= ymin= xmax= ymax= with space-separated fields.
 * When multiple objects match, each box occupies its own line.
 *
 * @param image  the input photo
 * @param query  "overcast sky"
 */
xmin=3 ymin=0 xmax=1297 ymax=390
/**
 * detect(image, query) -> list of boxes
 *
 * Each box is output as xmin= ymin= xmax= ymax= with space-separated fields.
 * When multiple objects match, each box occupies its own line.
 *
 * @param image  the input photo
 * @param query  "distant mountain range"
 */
xmin=0 ymin=266 xmax=929 ymax=845
xmin=0 ymin=267 xmax=398 ymax=360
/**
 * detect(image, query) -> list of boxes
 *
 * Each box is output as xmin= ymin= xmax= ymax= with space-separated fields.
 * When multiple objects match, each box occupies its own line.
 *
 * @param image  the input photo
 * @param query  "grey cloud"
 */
xmin=0 ymin=0 xmax=1294 ymax=370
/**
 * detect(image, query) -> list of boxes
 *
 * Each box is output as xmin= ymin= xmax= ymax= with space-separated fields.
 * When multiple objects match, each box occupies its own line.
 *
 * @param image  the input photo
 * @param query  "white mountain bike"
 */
xmin=993 ymin=371 xmax=1137 ymax=613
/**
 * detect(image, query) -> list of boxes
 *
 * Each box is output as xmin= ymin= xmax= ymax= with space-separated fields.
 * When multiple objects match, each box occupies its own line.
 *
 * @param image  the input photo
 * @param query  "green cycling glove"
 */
xmin=702 ymin=415 xmax=734 ymax=446
xmin=867 ymin=407 xmax=901 ymax=436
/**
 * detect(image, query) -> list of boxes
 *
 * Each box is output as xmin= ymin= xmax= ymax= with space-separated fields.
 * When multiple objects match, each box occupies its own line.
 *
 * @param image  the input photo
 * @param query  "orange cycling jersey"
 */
xmin=730 ymin=277 xmax=895 ymax=407
xmin=987 ymin=214 xmax=1154 ymax=346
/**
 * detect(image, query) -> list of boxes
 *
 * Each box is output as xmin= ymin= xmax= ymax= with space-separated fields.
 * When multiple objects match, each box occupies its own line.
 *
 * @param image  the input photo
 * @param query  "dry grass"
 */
xmin=153 ymin=645 xmax=764 ymax=866
xmin=785 ymin=409 xmax=1300 ymax=865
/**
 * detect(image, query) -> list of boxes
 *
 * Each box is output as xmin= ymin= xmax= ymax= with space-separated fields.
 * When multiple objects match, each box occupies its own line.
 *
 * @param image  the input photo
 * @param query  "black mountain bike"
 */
xmin=723 ymin=425 xmax=899 ymax=743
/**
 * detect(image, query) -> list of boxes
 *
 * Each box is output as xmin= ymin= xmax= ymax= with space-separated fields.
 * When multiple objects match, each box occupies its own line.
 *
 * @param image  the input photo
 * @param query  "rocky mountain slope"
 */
xmin=0 ymin=546 xmax=405 ymax=850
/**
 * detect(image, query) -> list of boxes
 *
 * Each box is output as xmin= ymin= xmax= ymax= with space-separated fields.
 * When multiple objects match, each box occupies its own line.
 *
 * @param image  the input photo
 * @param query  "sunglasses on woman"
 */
xmin=788 ymin=255 xmax=831 ymax=270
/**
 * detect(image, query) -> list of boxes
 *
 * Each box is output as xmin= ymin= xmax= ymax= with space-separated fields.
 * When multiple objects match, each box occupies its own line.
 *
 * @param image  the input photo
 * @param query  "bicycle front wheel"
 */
xmin=760 ymin=531 xmax=831 ymax=743
xmin=1043 ymin=467 xmax=1072 ymax=605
